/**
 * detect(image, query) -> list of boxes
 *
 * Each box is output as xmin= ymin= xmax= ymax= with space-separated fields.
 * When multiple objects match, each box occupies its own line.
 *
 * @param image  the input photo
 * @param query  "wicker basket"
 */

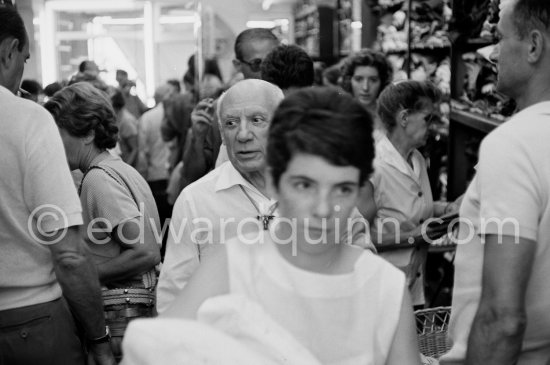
xmin=415 ymin=306 xmax=452 ymax=359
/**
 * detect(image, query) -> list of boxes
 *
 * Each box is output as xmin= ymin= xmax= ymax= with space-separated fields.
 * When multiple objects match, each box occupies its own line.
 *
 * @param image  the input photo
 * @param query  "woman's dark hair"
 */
xmin=44 ymin=82 xmax=118 ymax=150
xmin=377 ymin=80 xmax=442 ymax=133
xmin=267 ymin=87 xmax=375 ymax=187
xmin=340 ymin=49 xmax=393 ymax=95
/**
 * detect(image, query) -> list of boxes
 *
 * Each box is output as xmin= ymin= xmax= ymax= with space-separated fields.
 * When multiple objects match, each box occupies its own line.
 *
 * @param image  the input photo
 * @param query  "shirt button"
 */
xmin=20 ymin=330 xmax=28 ymax=339
xmin=418 ymin=191 xmax=423 ymax=197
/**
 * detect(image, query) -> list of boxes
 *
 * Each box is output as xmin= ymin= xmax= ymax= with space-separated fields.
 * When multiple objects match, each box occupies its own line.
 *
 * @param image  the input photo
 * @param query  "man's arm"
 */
xmin=47 ymin=226 xmax=115 ymax=364
xmin=465 ymin=234 xmax=535 ymax=364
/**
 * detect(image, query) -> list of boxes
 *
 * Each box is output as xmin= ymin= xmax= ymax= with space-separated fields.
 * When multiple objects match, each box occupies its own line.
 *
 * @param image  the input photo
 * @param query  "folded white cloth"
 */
xmin=121 ymin=294 xmax=321 ymax=365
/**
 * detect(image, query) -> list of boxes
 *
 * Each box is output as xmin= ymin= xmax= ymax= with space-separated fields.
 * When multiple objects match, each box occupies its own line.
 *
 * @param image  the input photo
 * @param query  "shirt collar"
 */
xmin=215 ymin=161 xmax=278 ymax=208
xmin=215 ymin=161 xmax=258 ymax=193
xmin=375 ymin=135 xmax=421 ymax=179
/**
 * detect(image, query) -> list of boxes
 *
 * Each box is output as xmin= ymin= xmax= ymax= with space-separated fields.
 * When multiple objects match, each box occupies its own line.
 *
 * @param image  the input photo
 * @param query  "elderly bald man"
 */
xmin=157 ymin=80 xmax=374 ymax=313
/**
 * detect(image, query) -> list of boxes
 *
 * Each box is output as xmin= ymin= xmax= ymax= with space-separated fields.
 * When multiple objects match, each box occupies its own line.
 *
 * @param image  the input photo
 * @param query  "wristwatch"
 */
xmin=88 ymin=325 xmax=111 ymax=345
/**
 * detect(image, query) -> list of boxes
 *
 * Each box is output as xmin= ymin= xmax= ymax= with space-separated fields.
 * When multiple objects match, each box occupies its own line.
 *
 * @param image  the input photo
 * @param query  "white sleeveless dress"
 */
xmin=226 ymin=232 xmax=407 ymax=365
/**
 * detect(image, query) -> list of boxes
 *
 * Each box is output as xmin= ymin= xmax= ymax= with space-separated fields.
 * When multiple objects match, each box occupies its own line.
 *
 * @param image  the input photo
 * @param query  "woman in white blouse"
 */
xmin=359 ymin=80 xmax=458 ymax=308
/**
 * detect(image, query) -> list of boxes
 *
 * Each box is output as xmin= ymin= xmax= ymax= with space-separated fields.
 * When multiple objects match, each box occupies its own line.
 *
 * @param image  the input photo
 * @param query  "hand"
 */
xmin=444 ymin=201 xmax=460 ymax=214
xmin=191 ymin=98 xmax=215 ymax=137
xmin=87 ymin=342 xmax=117 ymax=365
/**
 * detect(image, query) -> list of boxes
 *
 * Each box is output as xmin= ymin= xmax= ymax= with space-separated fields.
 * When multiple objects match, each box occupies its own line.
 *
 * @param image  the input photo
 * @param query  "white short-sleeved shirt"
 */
xmin=370 ymin=135 xmax=434 ymax=305
xmin=227 ymin=232 xmax=406 ymax=365
xmin=0 ymin=85 xmax=83 ymax=310
xmin=441 ymin=102 xmax=550 ymax=364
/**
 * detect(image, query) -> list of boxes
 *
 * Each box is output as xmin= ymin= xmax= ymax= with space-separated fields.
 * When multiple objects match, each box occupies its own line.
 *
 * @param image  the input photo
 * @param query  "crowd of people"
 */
xmin=1 ymin=0 xmax=550 ymax=364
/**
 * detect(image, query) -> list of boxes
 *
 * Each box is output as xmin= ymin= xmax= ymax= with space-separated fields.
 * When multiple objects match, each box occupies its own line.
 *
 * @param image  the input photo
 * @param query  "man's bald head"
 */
xmin=218 ymin=79 xmax=284 ymax=118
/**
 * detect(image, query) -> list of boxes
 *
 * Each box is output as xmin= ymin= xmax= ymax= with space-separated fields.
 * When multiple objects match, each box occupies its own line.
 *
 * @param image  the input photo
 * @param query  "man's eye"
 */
xmin=253 ymin=116 xmax=265 ymax=123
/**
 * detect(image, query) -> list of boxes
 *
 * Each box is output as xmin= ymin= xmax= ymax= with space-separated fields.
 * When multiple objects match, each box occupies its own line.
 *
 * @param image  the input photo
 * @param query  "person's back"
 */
xmin=0 ymin=89 xmax=81 ymax=310
xmin=443 ymin=103 xmax=550 ymax=363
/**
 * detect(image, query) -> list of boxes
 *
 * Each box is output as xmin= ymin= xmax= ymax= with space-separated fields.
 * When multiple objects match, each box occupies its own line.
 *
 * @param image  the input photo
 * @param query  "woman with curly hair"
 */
xmin=44 ymin=82 xmax=161 ymax=361
xmin=340 ymin=49 xmax=393 ymax=139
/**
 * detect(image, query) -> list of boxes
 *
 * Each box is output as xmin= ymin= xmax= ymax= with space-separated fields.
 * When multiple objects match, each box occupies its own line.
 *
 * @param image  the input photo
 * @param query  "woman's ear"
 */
xmin=397 ymin=109 xmax=408 ymax=127
xmin=83 ymin=131 xmax=95 ymax=145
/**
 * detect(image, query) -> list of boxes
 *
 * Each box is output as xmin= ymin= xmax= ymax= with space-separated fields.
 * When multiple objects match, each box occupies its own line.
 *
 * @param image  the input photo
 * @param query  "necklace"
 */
xmin=239 ymin=185 xmax=278 ymax=230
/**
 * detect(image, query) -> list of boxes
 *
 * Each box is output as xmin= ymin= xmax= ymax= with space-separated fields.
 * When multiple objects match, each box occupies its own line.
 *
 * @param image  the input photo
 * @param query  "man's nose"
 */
xmin=236 ymin=119 xmax=253 ymax=141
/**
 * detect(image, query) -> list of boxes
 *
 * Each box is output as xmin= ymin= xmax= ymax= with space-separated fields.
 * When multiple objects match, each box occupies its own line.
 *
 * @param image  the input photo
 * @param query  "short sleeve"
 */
xmin=82 ymin=168 xmax=141 ymax=232
xmin=477 ymin=132 xmax=539 ymax=240
xmin=24 ymin=109 xmax=82 ymax=232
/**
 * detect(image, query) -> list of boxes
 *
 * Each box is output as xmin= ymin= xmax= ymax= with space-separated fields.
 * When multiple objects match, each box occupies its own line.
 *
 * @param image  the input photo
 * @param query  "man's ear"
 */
xmin=0 ymin=38 xmax=19 ymax=69
xmin=527 ymin=29 xmax=544 ymax=64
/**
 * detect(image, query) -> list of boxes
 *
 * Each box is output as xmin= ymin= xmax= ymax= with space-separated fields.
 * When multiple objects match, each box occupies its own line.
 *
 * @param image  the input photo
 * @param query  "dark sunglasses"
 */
xmin=238 ymin=58 xmax=263 ymax=72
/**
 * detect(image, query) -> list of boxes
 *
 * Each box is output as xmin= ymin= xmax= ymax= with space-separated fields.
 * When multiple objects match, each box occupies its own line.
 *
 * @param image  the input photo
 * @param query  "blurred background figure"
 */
xmin=137 ymin=83 xmax=177 ymax=257
xmin=116 ymin=69 xmax=148 ymax=119
xmin=20 ymin=78 xmax=44 ymax=103
xmin=111 ymin=90 xmax=139 ymax=167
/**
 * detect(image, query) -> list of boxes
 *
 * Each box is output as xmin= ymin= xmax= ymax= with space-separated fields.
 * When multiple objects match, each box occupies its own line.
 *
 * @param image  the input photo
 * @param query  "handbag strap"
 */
xmin=79 ymin=163 xmax=156 ymax=289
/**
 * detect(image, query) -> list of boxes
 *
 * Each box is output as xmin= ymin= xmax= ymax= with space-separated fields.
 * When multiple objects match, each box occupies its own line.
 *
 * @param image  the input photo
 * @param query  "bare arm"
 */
xmin=386 ymin=287 xmax=422 ymax=365
xmin=162 ymin=245 xmax=229 ymax=319
xmin=465 ymin=235 xmax=535 ymax=364
xmin=47 ymin=226 xmax=116 ymax=364
xmin=96 ymin=217 xmax=161 ymax=284
xmin=373 ymin=223 xmax=448 ymax=253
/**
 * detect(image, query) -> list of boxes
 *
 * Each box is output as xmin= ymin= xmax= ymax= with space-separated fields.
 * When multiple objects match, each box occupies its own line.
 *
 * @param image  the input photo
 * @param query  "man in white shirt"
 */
xmin=157 ymin=79 xmax=283 ymax=313
xmin=0 ymin=6 xmax=114 ymax=364
xmin=441 ymin=0 xmax=550 ymax=364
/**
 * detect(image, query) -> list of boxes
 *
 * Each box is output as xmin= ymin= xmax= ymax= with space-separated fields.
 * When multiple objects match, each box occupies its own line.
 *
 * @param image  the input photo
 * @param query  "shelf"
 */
xmin=450 ymin=108 xmax=502 ymax=134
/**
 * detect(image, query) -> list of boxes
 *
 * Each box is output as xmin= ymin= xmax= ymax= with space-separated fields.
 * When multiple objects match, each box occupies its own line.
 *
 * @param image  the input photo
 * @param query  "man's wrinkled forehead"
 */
xmin=219 ymin=80 xmax=283 ymax=117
